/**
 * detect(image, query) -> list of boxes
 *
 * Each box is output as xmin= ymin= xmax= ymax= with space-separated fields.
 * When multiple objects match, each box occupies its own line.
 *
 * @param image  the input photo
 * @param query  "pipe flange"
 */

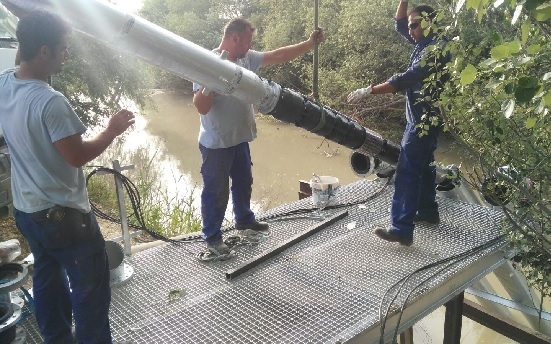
xmin=11 ymin=326 xmax=26 ymax=344
xmin=106 ymin=241 xmax=134 ymax=287
xmin=110 ymin=263 xmax=134 ymax=287
xmin=0 ymin=302 xmax=21 ymax=332
xmin=0 ymin=263 xmax=29 ymax=294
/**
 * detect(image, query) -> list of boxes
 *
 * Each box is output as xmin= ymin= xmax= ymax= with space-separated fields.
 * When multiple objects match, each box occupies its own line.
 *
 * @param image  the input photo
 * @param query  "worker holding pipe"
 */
xmin=193 ymin=18 xmax=324 ymax=259
xmin=347 ymin=1 xmax=450 ymax=246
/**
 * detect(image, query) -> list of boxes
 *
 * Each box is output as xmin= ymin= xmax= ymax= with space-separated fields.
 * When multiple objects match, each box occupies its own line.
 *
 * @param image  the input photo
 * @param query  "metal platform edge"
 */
xmin=345 ymin=242 xmax=512 ymax=343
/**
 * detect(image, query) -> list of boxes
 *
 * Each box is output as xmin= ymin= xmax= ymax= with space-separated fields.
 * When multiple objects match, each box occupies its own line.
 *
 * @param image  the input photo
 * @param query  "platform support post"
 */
xmin=398 ymin=327 xmax=413 ymax=344
xmin=443 ymin=292 xmax=464 ymax=344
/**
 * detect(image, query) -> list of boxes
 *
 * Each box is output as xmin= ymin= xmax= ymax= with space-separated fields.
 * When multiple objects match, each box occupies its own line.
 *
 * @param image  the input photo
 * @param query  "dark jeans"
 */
xmin=390 ymin=122 xmax=440 ymax=240
xmin=14 ymin=207 xmax=112 ymax=344
xmin=199 ymin=142 xmax=256 ymax=244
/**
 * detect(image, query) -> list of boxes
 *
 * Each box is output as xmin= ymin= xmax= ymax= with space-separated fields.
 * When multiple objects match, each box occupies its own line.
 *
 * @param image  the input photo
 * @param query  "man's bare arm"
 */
xmin=54 ymin=109 xmax=135 ymax=167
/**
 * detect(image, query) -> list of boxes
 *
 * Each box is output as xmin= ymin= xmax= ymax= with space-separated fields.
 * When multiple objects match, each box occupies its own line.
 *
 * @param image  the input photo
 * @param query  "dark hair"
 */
xmin=16 ymin=10 xmax=71 ymax=61
xmin=409 ymin=5 xmax=437 ymax=21
xmin=223 ymin=18 xmax=255 ymax=39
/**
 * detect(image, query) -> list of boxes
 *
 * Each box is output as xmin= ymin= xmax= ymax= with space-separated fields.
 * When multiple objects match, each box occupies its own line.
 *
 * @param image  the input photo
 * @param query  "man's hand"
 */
xmin=309 ymin=28 xmax=325 ymax=45
xmin=347 ymin=86 xmax=373 ymax=103
xmin=106 ymin=109 xmax=135 ymax=137
xmin=54 ymin=109 xmax=135 ymax=168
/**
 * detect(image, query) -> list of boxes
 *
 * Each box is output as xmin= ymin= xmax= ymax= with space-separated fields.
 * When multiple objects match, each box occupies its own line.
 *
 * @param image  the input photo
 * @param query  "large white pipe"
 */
xmin=0 ymin=0 xmax=281 ymax=113
xmin=0 ymin=0 xmax=449 ymax=174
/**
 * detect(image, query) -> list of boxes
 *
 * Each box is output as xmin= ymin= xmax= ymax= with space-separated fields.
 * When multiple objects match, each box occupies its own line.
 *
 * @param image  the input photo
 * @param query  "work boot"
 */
xmin=413 ymin=215 xmax=440 ymax=224
xmin=373 ymin=226 xmax=413 ymax=246
xmin=376 ymin=167 xmax=396 ymax=179
xmin=235 ymin=220 xmax=269 ymax=232
xmin=206 ymin=238 xmax=231 ymax=256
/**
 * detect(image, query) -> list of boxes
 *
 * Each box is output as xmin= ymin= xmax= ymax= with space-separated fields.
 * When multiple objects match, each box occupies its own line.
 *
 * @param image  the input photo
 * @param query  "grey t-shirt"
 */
xmin=194 ymin=50 xmax=264 ymax=149
xmin=0 ymin=68 xmax=90 ymax=212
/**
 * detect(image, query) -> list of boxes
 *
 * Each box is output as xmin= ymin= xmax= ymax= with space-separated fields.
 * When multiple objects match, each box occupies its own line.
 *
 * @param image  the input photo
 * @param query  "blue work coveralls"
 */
xmin=386 ymin=17 xmax=451 ymax=241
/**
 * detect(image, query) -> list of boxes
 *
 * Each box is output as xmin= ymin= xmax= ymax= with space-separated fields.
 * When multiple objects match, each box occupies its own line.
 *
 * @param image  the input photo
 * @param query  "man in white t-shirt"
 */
xmin=0 ymin=10 xmax=135 ymax=343
xmin=193 ymin=18 xmax=324 ymax=257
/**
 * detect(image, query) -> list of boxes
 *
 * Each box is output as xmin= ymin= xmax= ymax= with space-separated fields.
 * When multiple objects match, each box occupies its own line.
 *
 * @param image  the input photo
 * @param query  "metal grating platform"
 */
xmin=21 ymin=179 xmax=509 ymax=343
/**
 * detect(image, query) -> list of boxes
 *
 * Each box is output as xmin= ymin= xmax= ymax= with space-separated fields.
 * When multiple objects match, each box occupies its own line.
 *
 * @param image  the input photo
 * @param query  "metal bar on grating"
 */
xmin=225 ymin=210 xmax=349 ymax=280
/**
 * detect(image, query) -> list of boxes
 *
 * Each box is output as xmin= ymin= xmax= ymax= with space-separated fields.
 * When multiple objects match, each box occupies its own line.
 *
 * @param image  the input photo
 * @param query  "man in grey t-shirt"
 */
xmin=193 ymin=18 xmax=324 ymax=258
xmin=0 ymin=10 xmax=135 ymax=343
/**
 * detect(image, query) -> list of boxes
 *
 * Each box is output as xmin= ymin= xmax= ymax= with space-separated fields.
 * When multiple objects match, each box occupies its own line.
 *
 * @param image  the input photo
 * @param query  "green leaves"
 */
xmin=534 ymin=2 xmax=551 ymax=21
xmin=502 ymin=98 xmax=515 ymax=118
xmin=514 ymin=76 xmax=540 ymax=102
xmin=525 ymin=117 xmax=537 ymax=128
xmin=490 ymin=41 xmax=521 ymax=59
xmin=460 ymin=64 xmax=478 ymax=85
xmin=441 ymin=0 xmax=551 ymax=298
xmin=466 ymin=0 xmax=490 ymax=21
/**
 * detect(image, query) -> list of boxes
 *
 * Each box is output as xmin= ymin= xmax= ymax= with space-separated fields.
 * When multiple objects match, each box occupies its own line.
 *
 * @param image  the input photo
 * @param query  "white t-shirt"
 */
xmin=195 ymin=50 xmax=264 ymax=149
xmin=0 ymin=68 xmax=90 ymax=212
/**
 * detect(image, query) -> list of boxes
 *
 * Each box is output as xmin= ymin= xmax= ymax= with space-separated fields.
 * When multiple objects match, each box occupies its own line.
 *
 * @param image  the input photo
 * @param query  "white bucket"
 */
xmin=310 ymin=176 xmax=340 ymax=208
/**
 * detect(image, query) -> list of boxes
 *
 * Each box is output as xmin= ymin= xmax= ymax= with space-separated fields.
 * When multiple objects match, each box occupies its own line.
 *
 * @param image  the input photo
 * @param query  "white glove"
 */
xmin=347 ymin=86 xmax=373 ymax=103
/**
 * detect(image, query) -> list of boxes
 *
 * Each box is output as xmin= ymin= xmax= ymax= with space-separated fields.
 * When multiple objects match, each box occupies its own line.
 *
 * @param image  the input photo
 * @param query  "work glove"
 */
xmin=347 ymin=86 xmax=373 ymax=103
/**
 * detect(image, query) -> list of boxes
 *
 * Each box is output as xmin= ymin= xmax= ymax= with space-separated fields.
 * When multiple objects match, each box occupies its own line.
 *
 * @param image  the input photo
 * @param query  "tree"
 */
xmin=438 ymin=0 xmax=551 ymax=298
xmin=54 ymin=33 xmax=150 ymax=127
xmin=139 ymin=0 xmax=226 ymax=89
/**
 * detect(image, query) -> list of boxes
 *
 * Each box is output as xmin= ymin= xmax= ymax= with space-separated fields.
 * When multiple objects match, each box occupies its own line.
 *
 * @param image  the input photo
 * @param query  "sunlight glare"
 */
xmin=109 ymin=0 xmax=144 ymax=14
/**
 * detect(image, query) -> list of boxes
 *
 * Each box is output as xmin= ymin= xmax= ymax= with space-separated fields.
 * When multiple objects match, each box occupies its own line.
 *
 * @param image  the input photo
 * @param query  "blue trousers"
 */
xmin=14 ymin=208 xmax=112 ymax=344
xmin=389 ymin=122 xmax=440 ymax=240
xmin=199 ymin=142 xmax=256 ymax=244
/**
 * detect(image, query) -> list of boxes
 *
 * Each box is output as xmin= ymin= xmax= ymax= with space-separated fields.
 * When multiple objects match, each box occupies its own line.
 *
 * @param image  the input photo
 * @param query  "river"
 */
xmin=119 ymin=91 xmax=521 ymax=343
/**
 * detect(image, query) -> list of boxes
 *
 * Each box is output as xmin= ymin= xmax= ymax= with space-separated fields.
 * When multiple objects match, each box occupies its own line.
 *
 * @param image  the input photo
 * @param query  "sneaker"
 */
xmin=235 ymin=220 xmax=269 ymax=232
xmin=413 ymin=215 xmax=440 ymax=224
xmin=206 ymin=239 xmax=231 ymax=256
xmin=373 ymin=226 xmax=413 ymax=246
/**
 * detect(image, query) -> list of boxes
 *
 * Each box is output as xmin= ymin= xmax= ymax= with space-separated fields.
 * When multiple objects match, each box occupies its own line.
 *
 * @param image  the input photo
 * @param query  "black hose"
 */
xmin=86 ymin=166 xmax=201 ymax=244
xmin=86 ymin=166 xmax=391 ymax=244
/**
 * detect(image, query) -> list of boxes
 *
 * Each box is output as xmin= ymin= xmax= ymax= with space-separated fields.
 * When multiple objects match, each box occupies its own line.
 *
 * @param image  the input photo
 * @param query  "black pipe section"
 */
xmin=268 ymin=88 xmax=400 ymax=165
xmin=225 ymin=210 xmax=348 ymax=280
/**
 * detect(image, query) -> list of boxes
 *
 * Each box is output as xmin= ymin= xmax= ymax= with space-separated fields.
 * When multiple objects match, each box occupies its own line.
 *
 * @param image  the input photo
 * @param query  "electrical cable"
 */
xmin=256 ymin=177 xmax=392 ymax=223
xmin=379 ymin=235 xmax=506 ymax=342
xmin=377 ymin=235 xmax=506 ymax=343
xmin=88 ymin=162 xmax=392 ymax=241
xmin=389 ymin=259 xmax=460 ymax=343
xmin=86 ymin=166 xmax=202 ymax=249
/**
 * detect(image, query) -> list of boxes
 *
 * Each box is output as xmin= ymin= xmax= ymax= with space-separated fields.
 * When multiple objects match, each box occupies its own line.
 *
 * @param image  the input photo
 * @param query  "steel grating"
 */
xmin=20 ymin=179 xmax=508 ymax=343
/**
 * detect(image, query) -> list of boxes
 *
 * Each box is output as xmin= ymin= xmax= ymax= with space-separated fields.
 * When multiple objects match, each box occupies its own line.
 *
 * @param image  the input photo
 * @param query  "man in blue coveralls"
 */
xmin=347 ymin=1 xmax=450 ymax=246
xmin=193 ymin=18 xmax=324 ymax=258
xmin=0 ymin=10 xmax=135 ymax=343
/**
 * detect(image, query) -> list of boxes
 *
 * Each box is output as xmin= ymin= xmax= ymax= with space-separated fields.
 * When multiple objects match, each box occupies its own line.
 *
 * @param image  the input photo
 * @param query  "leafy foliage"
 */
xmin=438 ymin=0 xmax=551 ymax=298
xmin=53 ymin=33 xmax=150 ymax=127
